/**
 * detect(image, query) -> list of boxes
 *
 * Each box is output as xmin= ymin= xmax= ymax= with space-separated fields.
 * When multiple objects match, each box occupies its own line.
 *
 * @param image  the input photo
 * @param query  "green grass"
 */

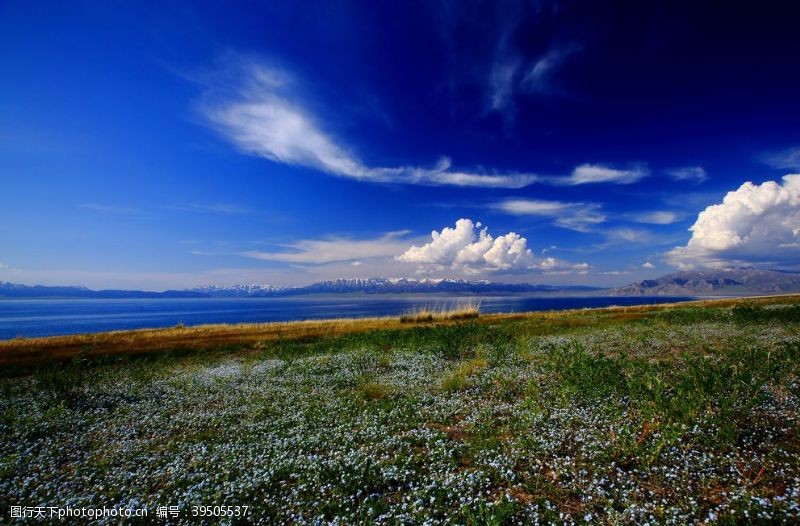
xmin=1 ymin=298 xmax=800 ymax=524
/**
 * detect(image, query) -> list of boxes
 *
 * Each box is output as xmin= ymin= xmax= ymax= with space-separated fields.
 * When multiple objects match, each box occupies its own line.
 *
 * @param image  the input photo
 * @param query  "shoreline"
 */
xmin=1 ymin=293 xmax=799 ymax=368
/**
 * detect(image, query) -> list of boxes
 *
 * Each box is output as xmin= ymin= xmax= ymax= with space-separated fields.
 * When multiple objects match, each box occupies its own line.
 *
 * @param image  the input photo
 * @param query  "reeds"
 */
xmin=399 ymin=299 xmax=481 ymax=323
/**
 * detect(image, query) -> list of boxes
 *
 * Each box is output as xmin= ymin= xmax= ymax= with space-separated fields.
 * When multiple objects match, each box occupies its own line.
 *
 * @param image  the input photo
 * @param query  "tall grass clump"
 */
xmin=400 ymin=299 xmax=480 ymax=323
xmin=653 ymin=307 xmax=726 ymax=324
xmin=441 ymin=357 xmax=488 ymax=392
xmin=356 ymin=380 xmax=391 ymax=400
xmin=732 ymin=302 xmax=800 ymax=323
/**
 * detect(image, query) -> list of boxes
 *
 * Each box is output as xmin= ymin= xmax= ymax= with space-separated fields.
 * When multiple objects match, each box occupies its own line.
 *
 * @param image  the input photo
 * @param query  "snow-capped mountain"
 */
xmin=0 ymin=278 xmax=602 ymax=299
xmin=189 ymin=284 xmax=289 ymax=297
xmin=191 ymin=278 xmax=600 ymax=296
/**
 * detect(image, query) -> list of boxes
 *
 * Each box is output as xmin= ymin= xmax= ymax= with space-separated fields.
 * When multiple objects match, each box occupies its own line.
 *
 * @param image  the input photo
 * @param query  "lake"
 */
xmin=0 ymin=295 xmax=693 ymax=340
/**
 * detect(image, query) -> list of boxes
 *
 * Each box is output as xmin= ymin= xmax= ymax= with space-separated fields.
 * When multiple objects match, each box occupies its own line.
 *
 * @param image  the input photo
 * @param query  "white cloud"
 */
xmin=397 ymin=218 xmax=587 ymax=274
xmin=666 ymin=166 xmax=708 ymax=183
xmin=498 ymin=199 xmax=680 ymax=230
xmin=170 ymin=203 xmax=253 ymax=215
xmin=488 ymin=58 xmax=521 ymax=113
xmin=80 ymin=203 xmax=140 ymax=214
xmin=520 ymin=44 xmax=581 ymax=95
xmin=642 ymin=261 xmax=655 ymax=269
xmin=495 ymin=198 xmax=606 ymax=232
xmin=667 ymin=174 xmax=800 ymax=269
xmin=606 ymin=228 xmax=653 ymax=244
xmin=761 ymin=147 xmax=800 ymax=171
xmin=0 ymin=262 xmax=22 ymax=275
xmin=555 ymin=164 xmax=649 ymax=185
xmin=241 ymin=231 xmax=414 ymax=264
xmin=488 ymin=42 xmax=580 ymax=118
xmin=629 ymin=211 xmax=680 ymax=225
xmin=200 ymin=62 xmax=537 ymax=189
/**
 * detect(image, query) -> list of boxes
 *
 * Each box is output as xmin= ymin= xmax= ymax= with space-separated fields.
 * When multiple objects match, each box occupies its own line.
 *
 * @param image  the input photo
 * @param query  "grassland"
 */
xmin=1 ymin=296 xmax=800 ymax=524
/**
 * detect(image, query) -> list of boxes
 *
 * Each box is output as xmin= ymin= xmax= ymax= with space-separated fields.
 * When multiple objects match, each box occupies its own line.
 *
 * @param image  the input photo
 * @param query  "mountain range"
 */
xmin=0 ymin=278 xmax=600 ymax=299
xmin=3 ymin=269 xmax=800 ymax=299
xmin=610 ymin=268 xmax=800 ymax=296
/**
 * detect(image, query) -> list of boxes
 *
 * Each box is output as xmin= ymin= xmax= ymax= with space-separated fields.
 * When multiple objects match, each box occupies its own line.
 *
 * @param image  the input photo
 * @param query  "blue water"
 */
xmin=0 ymin=295 xmax=693 ymax=340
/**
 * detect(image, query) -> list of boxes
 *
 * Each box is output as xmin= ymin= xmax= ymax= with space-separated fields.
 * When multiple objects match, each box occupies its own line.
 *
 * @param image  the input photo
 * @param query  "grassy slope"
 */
xmin=1 ymin=296 xmax=799 ymax=524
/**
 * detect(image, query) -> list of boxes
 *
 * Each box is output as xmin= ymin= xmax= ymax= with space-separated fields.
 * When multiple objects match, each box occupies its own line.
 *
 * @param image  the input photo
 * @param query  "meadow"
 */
xmin=1 ymin=296 xmax=799 ymax=524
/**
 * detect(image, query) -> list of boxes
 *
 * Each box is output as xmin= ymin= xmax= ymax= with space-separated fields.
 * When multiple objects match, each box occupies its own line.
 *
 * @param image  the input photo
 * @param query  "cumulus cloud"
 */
xmin=761 ymin=147 xmax=800 ymax=171
xmin=642 ymin=261 xmax=655 ymax=269
xmin=200 ymin=62 xmax=537 ymax=189
xmin=667 ymin=174 xmax=800 ymax=269
xmin=495 ymin=198 xmax=606 ymax=232
xmin=666 ymin=166 xmax=708 ymax=183
xmin=241 ymin=231 xmax=413 ymax=264
xmin=398 ymin=219 xmax=533 ymax=272
xmin=397 ymin=218 xmax=588 ymax=274
xmin=555 ymin=164 xmax=649 ymax=185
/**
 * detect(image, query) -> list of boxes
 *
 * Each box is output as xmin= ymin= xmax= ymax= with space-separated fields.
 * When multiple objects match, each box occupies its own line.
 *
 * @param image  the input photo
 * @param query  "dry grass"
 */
xmin=399 ymin=299 xmax=480 ymax=323
xmin=356 ymin=381 xmax=392 ymax=400
xmin=0 ymin=317 xmax=405 ymax=367
xmin=2 ymin=293 xmax=799 ymax=368
xmin=441 ymin=358 xmax=489 ymax=392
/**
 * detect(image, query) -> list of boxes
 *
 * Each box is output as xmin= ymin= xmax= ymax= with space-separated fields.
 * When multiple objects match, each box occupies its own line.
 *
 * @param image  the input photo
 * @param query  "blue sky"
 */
xmin=2 ymin=1 xmax=800 ymax=290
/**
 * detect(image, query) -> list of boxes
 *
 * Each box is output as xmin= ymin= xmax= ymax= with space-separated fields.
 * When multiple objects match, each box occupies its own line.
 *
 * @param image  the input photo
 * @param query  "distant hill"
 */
xmin=611 ymin=268 xmax=800 ymax=296
xmin=0 ymin=278 xmax=602 ymax=299
xmin=0 ymin=282 xmax=205 ymax=299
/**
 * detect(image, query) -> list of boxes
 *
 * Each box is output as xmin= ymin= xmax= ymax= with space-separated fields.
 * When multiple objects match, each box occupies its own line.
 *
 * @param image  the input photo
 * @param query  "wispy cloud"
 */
xmin=80 ymin=203 xmax=141 ymax=214
xmin=666 ymin=166 xmax=708 ymax=183
xmin=628 ymin=211 xmax=680 ymax=225
xmin=605 ymin=228 xmax=654 ymax=244
xmin=0 ymin=262 xmax=22 ymax=274
xmin=495 ymin=198 xmax=681 ymax=230
xmin=488 ymin=58 xmax=521 ymax=114
xmin=520 ymin=44 xmax=581 ymax=95
xmin=487 ymin=37 xmax=580 ymax=119
xmin=240 ymin=231 xmax=414 ymax=265
xmin=199 ymin=60 xmax=538 ymax=189
xmin=483 ymin=4 xmax=524 ymax=119
xmin=760 ymin=146 xmax=800 ymax=171
xmin=553 ymin=164 xmax=649 ymax=185
xmin=494 ymin=198 xmax=606 ymax=232
xmin=169 ymin=203 xmax=254 ymax=215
